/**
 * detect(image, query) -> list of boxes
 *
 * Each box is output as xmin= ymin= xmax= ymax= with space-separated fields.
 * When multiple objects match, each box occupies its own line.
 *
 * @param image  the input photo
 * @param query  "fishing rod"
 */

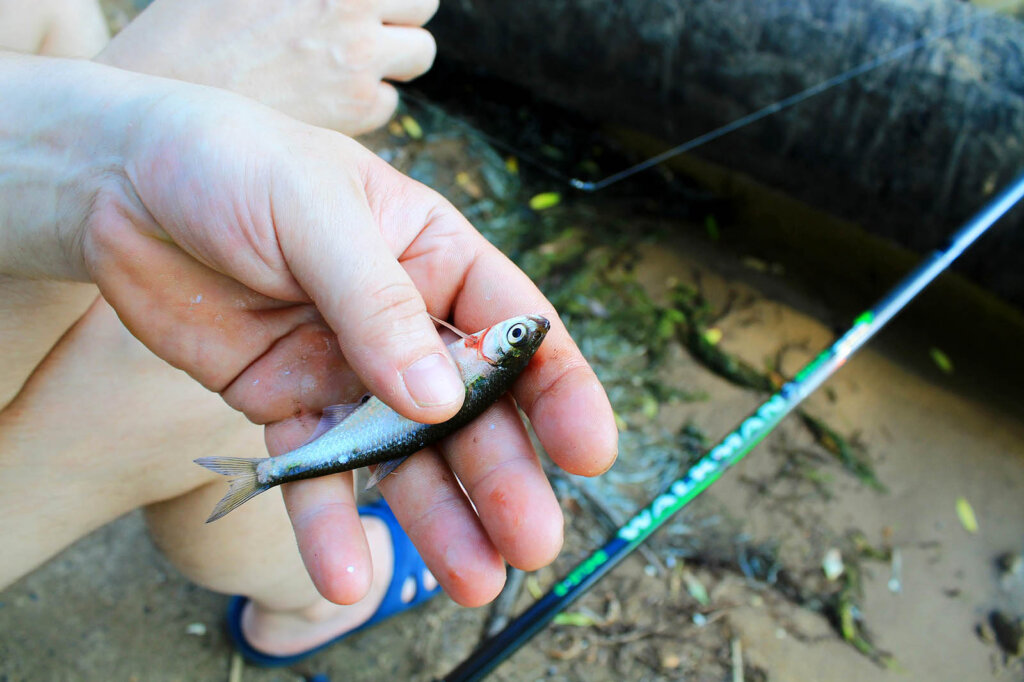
xmin=440 ymin=172 xmax=1024 ymax=682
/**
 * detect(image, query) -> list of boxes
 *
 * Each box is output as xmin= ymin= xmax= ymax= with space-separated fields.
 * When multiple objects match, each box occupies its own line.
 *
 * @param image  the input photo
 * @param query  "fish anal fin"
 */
xmin=363 ymin=456 xmax=411 ymax=489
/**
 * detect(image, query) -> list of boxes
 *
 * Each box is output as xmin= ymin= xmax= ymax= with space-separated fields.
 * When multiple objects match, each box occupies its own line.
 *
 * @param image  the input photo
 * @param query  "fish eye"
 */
xmin=506 ymin=323 xmax=527 ymax=345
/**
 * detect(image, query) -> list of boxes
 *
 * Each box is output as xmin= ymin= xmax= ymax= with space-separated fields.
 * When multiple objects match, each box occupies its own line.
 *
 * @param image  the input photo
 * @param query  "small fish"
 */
xmin=196 ymin=315 xmax=550 ymax=522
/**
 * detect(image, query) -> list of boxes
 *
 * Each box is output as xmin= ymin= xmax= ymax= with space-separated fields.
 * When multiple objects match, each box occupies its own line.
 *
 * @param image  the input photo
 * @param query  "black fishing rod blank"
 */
xmin=440 ymin=173 xmax=1024 ymax=682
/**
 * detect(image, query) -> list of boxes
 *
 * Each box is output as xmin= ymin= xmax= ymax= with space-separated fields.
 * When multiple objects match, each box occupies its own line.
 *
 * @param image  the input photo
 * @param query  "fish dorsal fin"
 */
xmin=429 ymin=313 xmax=470 ymax=340
xmin=301 ymin=395 xmax=370 ymax=445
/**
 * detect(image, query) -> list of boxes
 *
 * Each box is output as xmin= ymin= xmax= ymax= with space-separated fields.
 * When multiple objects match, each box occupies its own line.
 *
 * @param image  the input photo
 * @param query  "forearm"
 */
xmin=0 ymin=52 xmax=150 ymax=280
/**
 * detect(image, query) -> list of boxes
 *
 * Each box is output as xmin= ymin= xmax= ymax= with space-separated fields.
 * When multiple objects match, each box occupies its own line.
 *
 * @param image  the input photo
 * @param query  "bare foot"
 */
xmin=96 ymin=0 xmax=439 ymax=135
xmin=0 ymin=0 xmax=107 ymax=58
xmin=240 ymin=515 xmax=438 ymax=656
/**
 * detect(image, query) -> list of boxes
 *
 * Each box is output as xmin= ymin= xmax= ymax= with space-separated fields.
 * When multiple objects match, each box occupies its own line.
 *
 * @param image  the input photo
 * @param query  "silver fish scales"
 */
xmin=196 ymin=315 xmax=550 ymax=522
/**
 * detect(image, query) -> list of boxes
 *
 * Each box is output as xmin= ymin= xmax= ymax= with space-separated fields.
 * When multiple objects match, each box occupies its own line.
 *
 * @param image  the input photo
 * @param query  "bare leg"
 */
xmin=0 ymin=279 xmax=99 ymax=408
xmin=0 ymin=295 xmax=434 ymax=654
xmin=0 ymin=298 xmax=258 ymax=583
xmin=147 ymin=482 xmax=404 ymax=656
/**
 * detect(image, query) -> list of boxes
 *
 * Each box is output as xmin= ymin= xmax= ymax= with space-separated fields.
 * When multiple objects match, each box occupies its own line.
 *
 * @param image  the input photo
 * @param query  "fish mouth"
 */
xmin=529 ymin=315 xmax=551 ymax=349
xmin=529 ymin=315 xmax=551 ymax=333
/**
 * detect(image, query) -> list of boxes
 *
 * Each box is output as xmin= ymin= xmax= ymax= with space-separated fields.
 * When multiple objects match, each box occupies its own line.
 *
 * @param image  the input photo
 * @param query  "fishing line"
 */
xmin=569 ymin=2 xmax=1008 ymax=192
xmin=439 ymin=171 xmax=1024 ymax=682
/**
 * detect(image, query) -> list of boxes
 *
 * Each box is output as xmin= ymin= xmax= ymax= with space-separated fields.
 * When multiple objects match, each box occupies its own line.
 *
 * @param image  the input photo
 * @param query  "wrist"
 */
xmin=0 ymin=53 xmax=159 ymax=281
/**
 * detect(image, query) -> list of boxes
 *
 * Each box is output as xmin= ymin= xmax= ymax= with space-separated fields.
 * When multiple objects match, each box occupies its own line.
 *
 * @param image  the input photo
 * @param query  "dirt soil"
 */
xmin=3 ymin=5 xmax=1024 ymax=678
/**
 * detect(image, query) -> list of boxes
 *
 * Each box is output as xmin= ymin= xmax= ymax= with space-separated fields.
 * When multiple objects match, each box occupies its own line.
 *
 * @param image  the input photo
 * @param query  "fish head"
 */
xmin=479 ymin=315 xmax=551 ymax=370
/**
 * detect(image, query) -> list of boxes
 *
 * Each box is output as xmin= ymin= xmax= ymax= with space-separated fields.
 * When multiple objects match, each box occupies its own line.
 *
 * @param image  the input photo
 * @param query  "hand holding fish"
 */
xmin=0 ymin=57 xmax=618 ymax=608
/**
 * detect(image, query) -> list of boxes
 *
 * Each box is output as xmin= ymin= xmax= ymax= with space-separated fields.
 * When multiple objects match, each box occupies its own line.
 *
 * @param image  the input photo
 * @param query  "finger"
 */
xmin=379 ymin=0 xmax=439 ymax=26
xmin=266 ymin=418 xmax=373 ymax=605
xmin=441 ymin=398 xmax=563 ymax=570
xmin=456 ymin=247 xmax=618 ymax=476
xmin=377 ymin=447 xmax=506 ymax=607
xmin=344 ymin=83 xmax=399 ymax=136
xmin=358 ymin=167 xmax=618 ymax=476
xmin=275 ymin=160 xmax=465 ymax=424
xmin=378 ymin=26 xmax=436 ymax=82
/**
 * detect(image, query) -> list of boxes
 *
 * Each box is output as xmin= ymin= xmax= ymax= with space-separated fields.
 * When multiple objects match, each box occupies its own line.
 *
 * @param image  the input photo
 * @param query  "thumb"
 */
xmin=276 ymin=165 xmax=465 ymax=424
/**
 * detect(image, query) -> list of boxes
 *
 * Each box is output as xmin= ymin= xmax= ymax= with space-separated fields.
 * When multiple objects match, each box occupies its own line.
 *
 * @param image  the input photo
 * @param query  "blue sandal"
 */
xmin=226 ymin=499 xmax=442 ymax=667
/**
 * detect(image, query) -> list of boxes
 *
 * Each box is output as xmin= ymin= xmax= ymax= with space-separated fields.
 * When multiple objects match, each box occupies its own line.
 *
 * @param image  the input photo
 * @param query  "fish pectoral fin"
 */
xmin=301 ymin=397 xmax=371 ymax=445
xmin=363 ymin=456 xmax=411 ymax=490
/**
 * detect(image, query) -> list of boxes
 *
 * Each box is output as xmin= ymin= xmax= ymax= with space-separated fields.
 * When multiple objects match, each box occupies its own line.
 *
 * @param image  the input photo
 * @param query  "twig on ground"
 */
xmin=731 ymin=637 xmax=744 ymax=682
xmin=483 ymin=566 xmax=527 ymax=640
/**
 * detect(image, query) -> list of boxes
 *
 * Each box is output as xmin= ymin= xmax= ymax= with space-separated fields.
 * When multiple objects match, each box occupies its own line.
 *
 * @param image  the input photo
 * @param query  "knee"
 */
xmin=144 ymin=482 xmax=305 ymax=597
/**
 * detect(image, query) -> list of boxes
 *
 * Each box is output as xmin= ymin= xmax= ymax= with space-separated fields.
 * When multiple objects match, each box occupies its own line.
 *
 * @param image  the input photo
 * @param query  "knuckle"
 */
xmin=335 ymin=0 xmax=374 ymax=19
xmin=334 ymin=35 xmax=376 ymax=71
xmin=360 ymin=279 xmax=426 ymax=330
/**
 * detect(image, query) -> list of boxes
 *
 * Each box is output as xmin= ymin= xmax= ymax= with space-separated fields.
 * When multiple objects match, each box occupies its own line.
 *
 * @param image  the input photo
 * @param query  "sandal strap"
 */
xmin=227 ymin=497 xmax=440 ymax=667
xmin=357 ymin=499 xmax=439 ymax=625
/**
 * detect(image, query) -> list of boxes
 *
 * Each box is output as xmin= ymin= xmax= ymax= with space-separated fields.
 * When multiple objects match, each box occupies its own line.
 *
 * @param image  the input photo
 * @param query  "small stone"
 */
xmin=185 ymin=622 xmax=207 ymax=637
xmin=661 ymin=653 xmax=681 ymax=669
xmin=822 ymin=548 xmax=844 ymax=581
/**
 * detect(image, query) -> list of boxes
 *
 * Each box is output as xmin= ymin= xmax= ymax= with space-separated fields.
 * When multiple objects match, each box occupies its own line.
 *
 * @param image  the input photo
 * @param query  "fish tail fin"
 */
xmin=195 ymin=456 xmax=270 ymax=522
